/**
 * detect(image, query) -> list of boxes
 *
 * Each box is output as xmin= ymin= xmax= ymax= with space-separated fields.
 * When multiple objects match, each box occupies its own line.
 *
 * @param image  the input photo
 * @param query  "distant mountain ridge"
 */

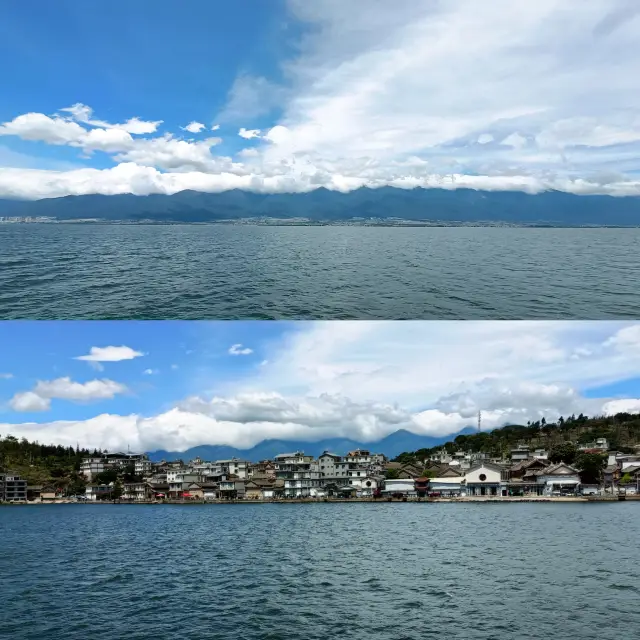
xmin=1 ymin=187 xmax=639 ymax=226
xmin=146 ymin=428 xmax=475 ymax=462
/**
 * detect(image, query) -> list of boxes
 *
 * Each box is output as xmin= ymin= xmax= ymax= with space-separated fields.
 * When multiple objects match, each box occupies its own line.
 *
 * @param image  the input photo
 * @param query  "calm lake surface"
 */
xmin=1 ymin=225 xmax=639 ymax=319
xmin=1 ymin=503 xmax=639 ymax=640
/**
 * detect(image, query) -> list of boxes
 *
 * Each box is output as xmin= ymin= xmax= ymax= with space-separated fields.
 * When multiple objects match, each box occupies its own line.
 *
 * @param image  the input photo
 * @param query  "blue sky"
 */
xmin=1 ymin=321 xmax=640 ymax=453
xmin=1 ymin=0 xmax=640 ymax=199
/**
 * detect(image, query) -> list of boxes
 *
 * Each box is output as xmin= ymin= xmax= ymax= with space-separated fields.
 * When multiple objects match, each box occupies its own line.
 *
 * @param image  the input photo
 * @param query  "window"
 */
xmin=479 ymin=473 xmax=487 ymax=481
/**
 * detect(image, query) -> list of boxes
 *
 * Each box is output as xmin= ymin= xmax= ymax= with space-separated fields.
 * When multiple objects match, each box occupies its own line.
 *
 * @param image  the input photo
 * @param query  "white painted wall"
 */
xmin=464 ymin=466 xmax=502 ymax=484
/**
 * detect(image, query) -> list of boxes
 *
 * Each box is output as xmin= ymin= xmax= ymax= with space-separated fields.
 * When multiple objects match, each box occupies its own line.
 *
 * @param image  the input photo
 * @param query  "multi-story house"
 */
xmin=134 ymin=458 xmax=153 ymax=477
xmin=80 ymin=452 xmax=150 ymax=480
xmin=274 ymin=452 xmax=322 ymax=497
xmin=318 ymin=452 xmax=341 ymax=479
xmin=85 ymin=484 xmax=113 ymax=501
xmin=123 ymin=482 xmax=153 ymax=501
xmin=0 ymin=472 xmax=27 ymax=502
xmin=167 ymin=470 xmax=202 ymax=499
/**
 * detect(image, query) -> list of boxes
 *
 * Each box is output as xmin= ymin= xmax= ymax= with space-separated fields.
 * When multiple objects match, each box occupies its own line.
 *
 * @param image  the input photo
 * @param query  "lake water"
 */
xmin=1 ymin=225 xmax=639 ymax=319
xmin=1 ymin=503 xmax=638 ymax=640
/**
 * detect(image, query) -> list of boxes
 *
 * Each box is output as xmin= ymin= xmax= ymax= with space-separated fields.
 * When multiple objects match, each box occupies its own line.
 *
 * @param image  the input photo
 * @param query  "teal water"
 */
xmin=1 ymin=503 xmax=639 ymax=639
xmin=1 ymin=225 xmax=639 ymax=319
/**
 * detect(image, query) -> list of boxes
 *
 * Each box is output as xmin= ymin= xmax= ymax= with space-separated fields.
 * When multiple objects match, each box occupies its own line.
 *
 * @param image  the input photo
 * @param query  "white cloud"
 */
xmin=3 ymin=162 xmax=640 ymax=200
xmin=171 ymin=364 xmax=179 ymax=370
xmin=238 ymin=128 xmax=262 ymax=139
xmin=501 ymin=132 xmax=528 ymax=149
xmin=229 ymin=343 xmax=253 ymax=356
xmin=211 ymin=124 xmax=220 ymax=131
xmin=216 ymin=74 xmax=285 ymax=122
xmin=60 ymin=103 xmax=162 ymax=134
xmin=603 ymin=324 xmax=640 ymax=352
xmin=182 ymin=121 xmax=206 ymax=134
xmin=143 ymin=369 xmax=159 ymax=375
xmin=35 ymin=377 xmax=127 ymax=401
xmin=2 ymin=4 xmax=640 ymax=198
xmin=113 ymin=135 xmax=225 ymax=172
xmin=0 ymin=373 xmax=13 ymax=379
xmin=75 ymin=345 xmax=144 ymax=362
xmin=2 ymin=321 xmax=640 ymax=451
xmin=10 ymin=391 xmax=51 ymax=412
xmin=0 ymin=113 xmax=87 ymax=145
xmin=9 ymin=377 xmax=128 ymax=412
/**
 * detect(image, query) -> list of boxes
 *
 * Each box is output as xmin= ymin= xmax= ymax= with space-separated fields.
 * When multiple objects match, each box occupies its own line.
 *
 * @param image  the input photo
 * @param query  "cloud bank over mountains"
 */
xmin=2 ymin=322 xmax=640 ymax=453
xmin=2 ymin=0 xmax=640 ymax=199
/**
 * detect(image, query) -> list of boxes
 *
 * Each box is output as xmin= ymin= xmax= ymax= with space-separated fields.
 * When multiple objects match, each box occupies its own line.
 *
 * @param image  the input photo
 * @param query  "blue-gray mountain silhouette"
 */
xmin=1 ymin=187 xmax=639 ymax=225
xmin=146 ymin=428 xmax=476 ymax=462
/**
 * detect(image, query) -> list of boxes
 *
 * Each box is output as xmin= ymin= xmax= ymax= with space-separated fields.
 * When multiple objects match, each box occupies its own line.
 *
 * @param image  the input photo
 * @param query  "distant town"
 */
xmin=2 ymin=437 xmax=639 ymax=504
xmin=0 ymin=215 xmax=625 ymax=228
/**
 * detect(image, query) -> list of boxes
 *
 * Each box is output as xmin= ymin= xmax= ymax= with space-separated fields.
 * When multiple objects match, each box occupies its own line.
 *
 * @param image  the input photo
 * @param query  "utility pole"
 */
xmin=478 ymin=410 xmax=482 ymax=433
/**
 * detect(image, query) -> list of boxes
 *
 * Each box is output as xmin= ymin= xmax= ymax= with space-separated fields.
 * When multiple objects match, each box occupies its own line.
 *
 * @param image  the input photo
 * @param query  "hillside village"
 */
xmin=2 ymin=436 xmax=640 ymax=503
xmin=3 ymin=412 xmax=640 ymax=503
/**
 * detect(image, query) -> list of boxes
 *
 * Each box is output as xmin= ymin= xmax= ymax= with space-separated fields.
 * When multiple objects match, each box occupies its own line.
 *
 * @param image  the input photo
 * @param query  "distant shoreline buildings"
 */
xmin=3 ymin=440 xmax=639 ymax=504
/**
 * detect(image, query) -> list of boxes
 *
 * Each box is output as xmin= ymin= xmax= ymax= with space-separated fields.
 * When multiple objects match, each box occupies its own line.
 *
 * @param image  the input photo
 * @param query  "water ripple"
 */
xmin=1 ymin=225 xmax=639 ymax=318
xmin=0 ymin=503 xmax=639 ymax=639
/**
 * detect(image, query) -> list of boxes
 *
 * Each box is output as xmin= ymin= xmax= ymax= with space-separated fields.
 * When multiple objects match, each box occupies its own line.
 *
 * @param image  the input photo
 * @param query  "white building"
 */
xmin=345 ymin=475 xmax=381 ymax=497
xmin=382 ymin=478 xmax=416 ymax=496
xmin=464 ymin=462 xmax=506 ymax=496
xmin=536 ymin=463 xmax=581 ymax=495
xmin=275 ymin=452 xmax=322 ymax=497
xmin=429 ymin=478 xmax=463 ymax=496
xmin=80 ymin=452 xmax=149 ymax=480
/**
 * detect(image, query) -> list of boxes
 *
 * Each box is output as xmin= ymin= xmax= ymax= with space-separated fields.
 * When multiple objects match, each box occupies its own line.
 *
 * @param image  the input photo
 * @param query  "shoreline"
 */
xmin=3 ymin=495 xmax=637 ymax=506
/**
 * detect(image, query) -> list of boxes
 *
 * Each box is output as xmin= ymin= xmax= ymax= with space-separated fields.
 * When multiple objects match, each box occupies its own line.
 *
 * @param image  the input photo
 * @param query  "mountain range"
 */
xmin=146 ymin=428 xmax=477 ymax=462
xmin=1 ymin=187 xmax=639 ymax=226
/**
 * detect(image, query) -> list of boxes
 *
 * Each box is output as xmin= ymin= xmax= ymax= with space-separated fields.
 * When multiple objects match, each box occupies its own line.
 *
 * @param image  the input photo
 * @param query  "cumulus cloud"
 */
xmin=238 ymin=128 xmax=262 ymax=139
xmin=113 ymin=135 xmax=224 ymax=172
xmin=604 ymin=324 xmax=640 ymax=352
xmin=2 ymin=321 xmax=640 ymax=451
xmin=2 ymin=3 xmax=640 ymax=198
xmin=75 ymin=345 xmax=144 ymax=362
xmin=0 ymin=113 xmax=87 ymax=146
xmin=10 ymin=391 xmax=51 ymax=413
xmin=181 ymin=121 xmax=206 ymax=134
xmin=9 ymin=377 xmax=127 ymax=412
xmin=60 ymin=103 xmax=162 ymax=134
xmin=229 ymin=343 xmax=253 ymax=356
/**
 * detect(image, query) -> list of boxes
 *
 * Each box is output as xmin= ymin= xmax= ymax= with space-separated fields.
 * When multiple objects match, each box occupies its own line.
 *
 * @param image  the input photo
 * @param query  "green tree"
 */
xmin=112 ymin=481 xmax=123 ymax=501
xmin=94 ymin=469 xmax=118 ymax=485
xmin=620 ymin=473 xmax=633 ymax=484
xmin=548 ymin=442 xmax=578 ymax=464
xmin=421 ymin=469 xmax=438 ymax=479
xmin=385 ymin=469 xmax=400 ymax=480
xmin=575 ymin=453 xmax=607 ymax=484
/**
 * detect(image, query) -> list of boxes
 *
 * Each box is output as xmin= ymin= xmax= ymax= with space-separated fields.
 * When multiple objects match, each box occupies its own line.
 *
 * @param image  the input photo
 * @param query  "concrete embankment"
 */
xmin=8 ymin=495 xmax=639 ymax=506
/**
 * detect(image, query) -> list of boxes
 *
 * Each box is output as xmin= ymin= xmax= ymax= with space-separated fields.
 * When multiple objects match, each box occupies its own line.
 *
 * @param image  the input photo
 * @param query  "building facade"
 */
xmin=0 ymin=472 xmax=27 ymax=502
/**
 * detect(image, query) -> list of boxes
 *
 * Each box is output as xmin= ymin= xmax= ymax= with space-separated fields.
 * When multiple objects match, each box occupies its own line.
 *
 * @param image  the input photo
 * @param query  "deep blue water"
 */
xmin=1 ymin=225 xmax=639 ymax=319
xmin=1 ymin=503 xmax=639 ymax=639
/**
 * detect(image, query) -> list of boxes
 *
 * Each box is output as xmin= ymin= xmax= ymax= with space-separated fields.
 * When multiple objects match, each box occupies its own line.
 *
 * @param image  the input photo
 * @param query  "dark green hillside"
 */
xmin=0 ymin=434 xmax=93 ymax=493
xmin=394 ymin=412 xmax=640 ymax=463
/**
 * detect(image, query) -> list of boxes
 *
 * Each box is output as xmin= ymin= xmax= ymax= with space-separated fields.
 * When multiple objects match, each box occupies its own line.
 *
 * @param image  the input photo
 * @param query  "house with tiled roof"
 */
xmin=535 ymin=462 xmax=581 ymax=495
xmin=463 ymin=462 xmax=508 ymax=497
